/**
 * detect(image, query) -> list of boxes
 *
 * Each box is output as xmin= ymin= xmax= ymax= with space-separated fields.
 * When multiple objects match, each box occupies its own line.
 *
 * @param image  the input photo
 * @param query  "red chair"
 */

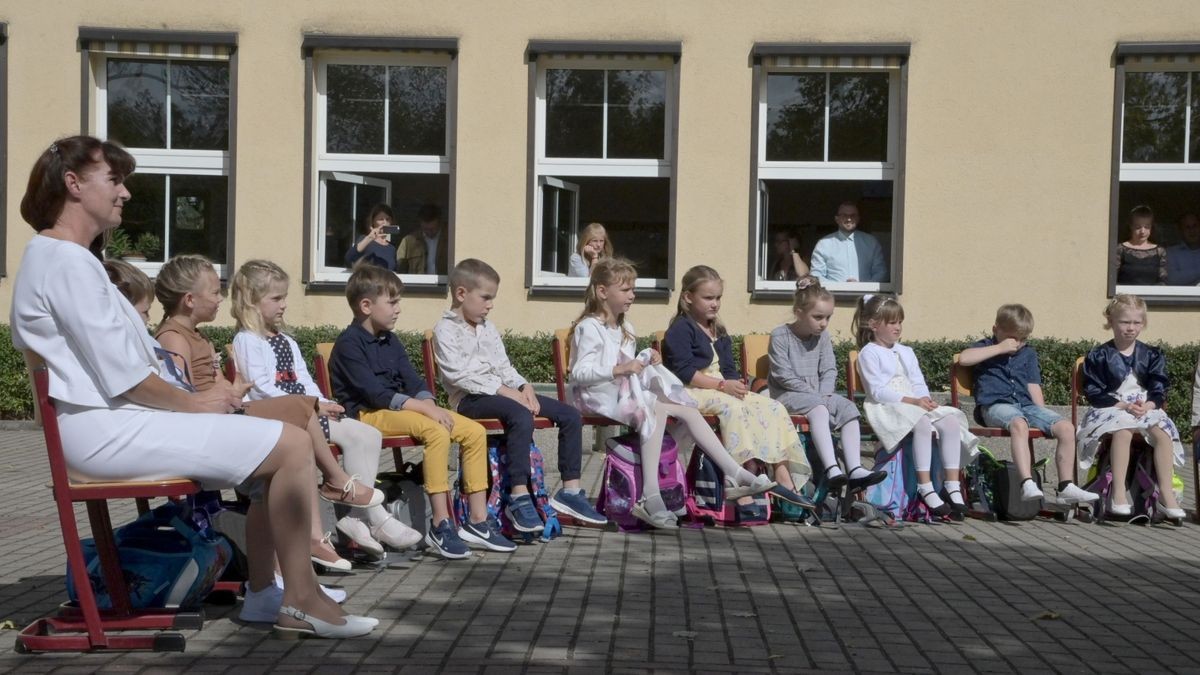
xmin=18 ymin=356 xmax=203 ymax=653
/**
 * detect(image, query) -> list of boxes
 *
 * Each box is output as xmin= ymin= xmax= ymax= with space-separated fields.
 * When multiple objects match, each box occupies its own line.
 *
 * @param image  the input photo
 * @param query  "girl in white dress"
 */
xmin=1076 ymin=295 xmax=1184 ymax=519
xmin=568 ymin=259 xmax=774 ymax=529
xmin=10 ymin=136 xmax=373 ymax=638
xmin=852 ymin=295 xmax=978 ymax=519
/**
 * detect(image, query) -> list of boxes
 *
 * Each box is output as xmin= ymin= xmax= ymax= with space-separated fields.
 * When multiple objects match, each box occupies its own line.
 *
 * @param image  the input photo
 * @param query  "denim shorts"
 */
xmin=980 ymin=402 xmax=1065 ymax=435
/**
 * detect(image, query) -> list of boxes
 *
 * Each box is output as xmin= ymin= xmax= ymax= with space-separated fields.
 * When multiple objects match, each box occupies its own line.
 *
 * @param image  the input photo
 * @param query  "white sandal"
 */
xmin=631 ymin=498 xmax=679 ymax=529
xmin=724 ymin=474 xmax=776 ymax=500
xmin=273 ymin=606 xmax=376 ymax=640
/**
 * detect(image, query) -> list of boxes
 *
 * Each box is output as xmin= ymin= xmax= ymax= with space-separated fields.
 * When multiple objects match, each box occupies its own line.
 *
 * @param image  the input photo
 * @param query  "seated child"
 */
xmin=959 ymin=304 xmax=1098 ymax=505
xmin=852 ymin=295 xmax=978 ymax=519
xmin=153 ymin=255 xmax=382 ymax=573
xmin=1077 ymin=294 xmax=1185 ymax=519
xmin=662 ymin=265 xmax=813 ymax=519
xmin=231 ymin=259 xmax=422 ymax=554
xmin=569 ymin=258 xmax=775 ymax=529
xmin=330 ymin=263 xmax=515 ymax=558
xmin=768 ymin=276 xmax=886 ymax=491
xmin=433 ymin=259 xmax=607 ymax=531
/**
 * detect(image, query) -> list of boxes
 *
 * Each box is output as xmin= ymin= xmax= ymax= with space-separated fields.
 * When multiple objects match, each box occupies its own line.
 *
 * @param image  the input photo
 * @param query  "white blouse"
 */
xmin=568 ymin=316 xmax=634 ymax=408
xmin=232 ymin=330 xmax=326 ymax=402
xmin=11 ymin=236 xmax=159 ymax=410
xmin=857 ymin=341 xmax=930 ymax=404
xmin=432 ymin=310 xmax=527 ymax=409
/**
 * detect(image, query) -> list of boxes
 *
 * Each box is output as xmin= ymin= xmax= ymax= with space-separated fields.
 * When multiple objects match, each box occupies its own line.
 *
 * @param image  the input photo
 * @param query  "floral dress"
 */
xmin=687 ymin=350 xmax=810 ymax=476
xmin=1076 ymin=372 xmax=1184 ymax=469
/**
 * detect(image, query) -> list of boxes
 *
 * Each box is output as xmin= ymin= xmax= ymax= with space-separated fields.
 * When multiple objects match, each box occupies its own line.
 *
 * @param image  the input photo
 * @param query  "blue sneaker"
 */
xmin=459 ymin=517 xmax=517 ymax=552
xmin=549 ymin=489 xmax=608 ymax=525
xmin=424 ymin=518 xmax=471 ymax=560
xmin=505 ymin=494 xmax=544 ymax=533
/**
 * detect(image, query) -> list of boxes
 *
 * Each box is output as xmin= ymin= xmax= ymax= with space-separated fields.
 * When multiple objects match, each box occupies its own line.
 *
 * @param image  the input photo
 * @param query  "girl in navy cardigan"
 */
xmin=1076 ymin=294 xmax=1184 ymax=519
xmin=662 ymin=265 xmax=812 ymax=520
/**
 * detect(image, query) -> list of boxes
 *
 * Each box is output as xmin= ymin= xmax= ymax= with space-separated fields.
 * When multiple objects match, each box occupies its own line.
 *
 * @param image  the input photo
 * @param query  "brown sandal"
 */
xmin=318 ymin=474 xmax=384 ymax=508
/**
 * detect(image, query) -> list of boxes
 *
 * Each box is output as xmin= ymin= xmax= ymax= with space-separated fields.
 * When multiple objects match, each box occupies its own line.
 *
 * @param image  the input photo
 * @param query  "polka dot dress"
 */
xmin=268 ymin=334 xmax=330 ymax=439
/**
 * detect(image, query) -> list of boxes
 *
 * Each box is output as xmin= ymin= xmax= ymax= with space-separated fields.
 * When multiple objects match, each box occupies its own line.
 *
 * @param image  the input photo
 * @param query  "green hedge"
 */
xmin=2 ymin=325 xmax=1197 ymax=438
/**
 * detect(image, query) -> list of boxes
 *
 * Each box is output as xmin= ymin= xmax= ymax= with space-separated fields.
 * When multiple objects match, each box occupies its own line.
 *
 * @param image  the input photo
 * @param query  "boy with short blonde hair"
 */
xmin=434 ymin=258 xmax=606 ymax=532
xmin=330 ymin=264 xmax=515 ymax=559
xmin=959 ymin=304 xmax=1098 ymax=506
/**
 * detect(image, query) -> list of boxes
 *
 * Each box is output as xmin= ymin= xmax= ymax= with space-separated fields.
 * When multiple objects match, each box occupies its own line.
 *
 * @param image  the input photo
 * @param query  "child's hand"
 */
xmin=1128 ymin=401 xmax=1153 ymax=417
xmin=522 ymin=386 xmax=541 ymax=415
xmin=918 ymin=397 xmax=938 ymax=411
xmin=318 ymin=400 xmax=344 ymax=419
xmin=998 ymin=338 xmax=1022 ymax=354
xmin=648 ymin=349 xmax=662 ymax=366
xmin=614 ymin=360 xmax=645 ymax=377
xmin=424 ymin=405 xmax=455 ymax=432
xmin=723 ymin=379 xmax=748 ymax=399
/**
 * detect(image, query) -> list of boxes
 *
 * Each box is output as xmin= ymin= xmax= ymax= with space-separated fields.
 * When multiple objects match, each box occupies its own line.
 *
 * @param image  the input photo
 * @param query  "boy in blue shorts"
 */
xmin=433 ymin=258 xmax=607 ymax=532
xmin=959 ymin=304 xmax=1099 ymax=505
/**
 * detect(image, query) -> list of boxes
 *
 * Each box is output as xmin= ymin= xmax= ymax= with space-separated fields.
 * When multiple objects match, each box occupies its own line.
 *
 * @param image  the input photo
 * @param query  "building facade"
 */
xmin=2 ymin=1 xmax=1200 ymax=343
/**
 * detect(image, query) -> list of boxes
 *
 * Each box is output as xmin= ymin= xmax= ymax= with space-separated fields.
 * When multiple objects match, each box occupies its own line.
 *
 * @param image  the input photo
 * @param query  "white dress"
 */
xmin=859 ymin=342 xmax=978 ymax=456
xmin=11 ymin=236 xmax=280 ymax=489
xmin=1076 ymin=372 xmax=1185 ymax=469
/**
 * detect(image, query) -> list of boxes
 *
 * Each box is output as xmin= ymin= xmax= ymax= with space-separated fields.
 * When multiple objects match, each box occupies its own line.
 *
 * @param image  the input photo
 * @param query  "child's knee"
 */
xmin=455 ymin=419 xmax=487 ymax=447
xmin=1050 ymin=419 xmax=1074 ymax=441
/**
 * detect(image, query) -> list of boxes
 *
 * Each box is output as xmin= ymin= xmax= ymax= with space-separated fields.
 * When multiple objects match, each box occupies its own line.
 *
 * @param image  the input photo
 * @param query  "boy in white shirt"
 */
xmin=434 ymin=259 xmax=607 ymax=532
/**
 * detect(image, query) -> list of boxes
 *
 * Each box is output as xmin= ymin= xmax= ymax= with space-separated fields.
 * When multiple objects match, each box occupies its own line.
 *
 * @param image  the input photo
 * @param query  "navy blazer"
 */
xmin=1081 ymin=340 xmax=1168 ymax=409
xmin=662 ymin=317 xmax=739 ymax=384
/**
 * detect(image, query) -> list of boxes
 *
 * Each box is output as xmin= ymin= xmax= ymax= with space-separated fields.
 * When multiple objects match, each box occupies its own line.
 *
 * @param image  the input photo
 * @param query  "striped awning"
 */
xmin=761 ymin=54 xmax=903 ymax=70
xmin=81 ymin=40 xmax=233 ymax=60
xmin=1117 ymin=43 xmax=1200 ymax=67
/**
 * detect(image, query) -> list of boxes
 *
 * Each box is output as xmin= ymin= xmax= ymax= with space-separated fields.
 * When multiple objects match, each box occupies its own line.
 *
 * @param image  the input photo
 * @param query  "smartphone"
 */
xmin=381 ymin=225 xmax=400 ymax=234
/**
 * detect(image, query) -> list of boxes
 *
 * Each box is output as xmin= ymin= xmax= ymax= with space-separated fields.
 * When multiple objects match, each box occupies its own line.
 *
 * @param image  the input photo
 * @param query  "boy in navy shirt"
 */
xmin=959 ymin=304 xmax=1098 ymax=505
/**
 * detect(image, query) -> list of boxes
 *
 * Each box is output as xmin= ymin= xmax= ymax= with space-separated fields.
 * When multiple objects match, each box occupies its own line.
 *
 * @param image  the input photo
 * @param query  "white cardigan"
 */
xmin=232 ymin=330 xmax=327 ymax=402
xmin=11 ymin=236 xmax=159 ymax=410
xmin=858 ymin=341 xmax=930 ymax=403
xmin=568 ymin=316 xmax=635 ymax=414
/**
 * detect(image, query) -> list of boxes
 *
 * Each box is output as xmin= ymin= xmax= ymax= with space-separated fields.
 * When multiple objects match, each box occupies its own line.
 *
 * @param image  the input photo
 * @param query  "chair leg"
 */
xmin=57 ymin=495 xmax=108 ymax=648
xmin=87 ymin=500 xmax=133 ymax=617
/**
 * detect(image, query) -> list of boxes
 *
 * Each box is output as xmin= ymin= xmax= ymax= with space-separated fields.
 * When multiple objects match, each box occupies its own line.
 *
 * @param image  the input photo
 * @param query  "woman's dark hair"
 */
xmin=20 ymin=135 xmax=135 ymax=232
xmin=364 ymin=203 xmax=394 ymax=232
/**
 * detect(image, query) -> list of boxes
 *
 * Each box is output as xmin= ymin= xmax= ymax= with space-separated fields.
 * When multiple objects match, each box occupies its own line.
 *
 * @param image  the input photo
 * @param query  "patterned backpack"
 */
xmin=685 ymin=452 xmax=771 ymax=526
xmin=453 ymin=437 xmax=562 ymax=543
xmin=595 ymin=433 xmax=688 ymax=532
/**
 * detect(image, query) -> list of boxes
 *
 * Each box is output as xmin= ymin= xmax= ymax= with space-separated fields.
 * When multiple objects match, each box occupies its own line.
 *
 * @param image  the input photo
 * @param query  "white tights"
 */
xmin=641 ymin=400 xmax=755 ymax=501
xmin=805 ymin=405 xmax=863 ymax=474
xmin=911 ymin=415 xmax=961 ymax=473
xmin=330 ymin=416 xmax=389 ymax=526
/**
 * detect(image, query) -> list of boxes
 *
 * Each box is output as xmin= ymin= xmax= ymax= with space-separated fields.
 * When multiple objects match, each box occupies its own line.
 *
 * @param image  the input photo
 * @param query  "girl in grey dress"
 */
xmin=768 ymin=277 xmax=886 ymax=491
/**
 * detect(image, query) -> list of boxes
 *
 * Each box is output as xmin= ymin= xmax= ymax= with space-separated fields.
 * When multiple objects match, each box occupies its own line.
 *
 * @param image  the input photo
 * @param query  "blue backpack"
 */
xmin=454 ymin=437 xmax=562 ymax=543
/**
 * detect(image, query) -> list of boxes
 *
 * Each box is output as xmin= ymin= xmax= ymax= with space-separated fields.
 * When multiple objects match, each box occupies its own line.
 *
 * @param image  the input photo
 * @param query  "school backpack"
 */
xmin=595 ymin=433 xmax=688 ymax=532
xmin=964 ymin=446 xmax=1045 ymax=521
xmin=378 ymin=462 xmax=432 ymax=548
xmin=864 ymin=437 xmax=947 ymax=523
xmin=685 ymin=451 xmax=771 ymax=527
xmin=453 ymin=438 xmax=562 ymax=543
xmin=1082 ymin=445 xmax=1171 ymax=524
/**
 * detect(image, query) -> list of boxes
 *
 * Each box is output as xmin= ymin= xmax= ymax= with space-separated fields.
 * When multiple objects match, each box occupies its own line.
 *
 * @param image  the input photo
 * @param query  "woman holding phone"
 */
xmin=344 ymin=203 xmax=398 ymax=271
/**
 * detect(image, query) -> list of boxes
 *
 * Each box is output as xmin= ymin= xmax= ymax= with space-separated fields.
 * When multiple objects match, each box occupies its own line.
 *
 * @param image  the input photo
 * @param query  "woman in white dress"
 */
xmin=851 ymin=295 xmax=978 ymax=519
xmin=9 ymin=136 xmax=374 ymax=639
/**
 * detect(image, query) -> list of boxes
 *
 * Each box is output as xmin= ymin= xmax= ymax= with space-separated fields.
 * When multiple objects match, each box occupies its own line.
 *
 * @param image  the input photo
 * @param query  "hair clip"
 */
xmin=862 ymin=293 xmax=875 ymax=303
xmin=48 ymin=143 xmax=59 ymax=156
xmin=795 ymin=277 xmax=813 ymax=291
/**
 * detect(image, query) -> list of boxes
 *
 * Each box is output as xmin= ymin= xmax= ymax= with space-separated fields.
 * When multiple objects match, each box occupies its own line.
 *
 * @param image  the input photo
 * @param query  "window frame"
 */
xmin=1110 ymin=42 xmax=1200 ymax=303
xmin=0 ymin=23 xmax=8 ymax=278
xmin=82 ymin=28 xmax=237 ymax=277
xmin=302 ymin=37 xmax=458 ymax=290
xmin=525 ymin=41 xmax=681 ymax=293
xmin=747 ymin=44 xmax=909 ymax=299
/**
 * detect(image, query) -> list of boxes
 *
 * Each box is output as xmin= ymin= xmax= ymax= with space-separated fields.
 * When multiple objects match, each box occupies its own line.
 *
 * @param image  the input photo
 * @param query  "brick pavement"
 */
xmin=1 ymin=426 xmax=1199 ymax=674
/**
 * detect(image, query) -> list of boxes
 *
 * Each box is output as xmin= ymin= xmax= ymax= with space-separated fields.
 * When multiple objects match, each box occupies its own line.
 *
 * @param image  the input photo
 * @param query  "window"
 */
xmin=1112 ymin=44 xmax=1200 ymax=298
xmin=305 ymin=37 xmax=456 ymax=286
xmin=749 ymin=46 xmax=907 ymax=295
xmin=528 ymin=42 xmax=679 ymax=289
xmin=85 ymin=30 xmax=235 ymax=274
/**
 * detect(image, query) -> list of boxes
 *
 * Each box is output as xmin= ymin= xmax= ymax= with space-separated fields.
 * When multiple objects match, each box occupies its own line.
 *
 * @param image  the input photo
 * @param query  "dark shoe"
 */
xmin=846 ymin=468 xmax=888 ymax=491
xmin=549 ymin=489 xmax=608 ymax=525
xmin=940 ymin=488 xmax=967 ymax=521
xmin=504 ymin=494 xmax=544 ymax=533
xmin=459 ymin=517 xmax=517 ymax=552
xmin=736 ymin=503 xmax=768 ymax=525
xmin=918 ymin=489 xmax=951 ymax=518
xmin=769 ymin=484 xmax=816 ymax=509
xmin=823 ymin=466 xmax=848 ymax=492
xmin=424 ymin=518 xmax=471 ymax=560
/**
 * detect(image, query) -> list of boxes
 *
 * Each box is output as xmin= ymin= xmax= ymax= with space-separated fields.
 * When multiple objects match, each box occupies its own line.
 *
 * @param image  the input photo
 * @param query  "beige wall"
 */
xmin=4 ymin=1 xmax=1200 ymax=344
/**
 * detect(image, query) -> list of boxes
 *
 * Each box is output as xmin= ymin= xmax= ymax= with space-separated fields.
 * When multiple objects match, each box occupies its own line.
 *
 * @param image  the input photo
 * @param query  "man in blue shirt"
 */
xmin=959 ymin=304 xmax=1098 ymax=506
xmin=809 ymin=201 xmax=887 ymax=283
xmin=1166 ymin=213 xmax=1200 ymax=286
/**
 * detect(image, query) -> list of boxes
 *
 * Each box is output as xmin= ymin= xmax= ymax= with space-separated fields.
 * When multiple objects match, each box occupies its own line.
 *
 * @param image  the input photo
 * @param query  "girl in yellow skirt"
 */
xmin=662 ymin=265 xmax=811 ymax=519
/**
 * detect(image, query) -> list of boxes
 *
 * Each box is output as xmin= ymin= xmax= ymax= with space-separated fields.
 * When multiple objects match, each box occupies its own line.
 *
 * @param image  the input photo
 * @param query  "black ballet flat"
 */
xmin=918 ymin=489 xmax=951 ymax=518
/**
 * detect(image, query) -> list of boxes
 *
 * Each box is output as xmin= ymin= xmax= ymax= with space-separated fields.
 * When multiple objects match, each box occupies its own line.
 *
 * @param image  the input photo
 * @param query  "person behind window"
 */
xmin=1166 ymin=212 xmax=1200 ymax=286
xmin=809 ymin=201 xmax=887 ymax=283
xmin=1113 ymin=204 xmax=1167 ymax=285
xmin=766 ymin=228 xmax=810 ymax=281
xmin=344 ymin=203 xmax=398 ymax=272
xmin=396 ymin=203 xmax=448 ymax=275
xmin=567 ymin=222 xmax=614 ymax=278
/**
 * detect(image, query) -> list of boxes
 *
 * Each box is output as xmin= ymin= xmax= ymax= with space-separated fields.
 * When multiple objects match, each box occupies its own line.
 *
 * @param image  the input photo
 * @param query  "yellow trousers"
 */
xmin=357 ymin=409 xmax=487 ymax=495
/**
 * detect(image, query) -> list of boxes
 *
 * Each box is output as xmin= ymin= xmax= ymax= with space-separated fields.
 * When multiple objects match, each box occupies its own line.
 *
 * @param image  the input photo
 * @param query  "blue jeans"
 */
xmin=980 ymin=402 xmax=1064 ymax=435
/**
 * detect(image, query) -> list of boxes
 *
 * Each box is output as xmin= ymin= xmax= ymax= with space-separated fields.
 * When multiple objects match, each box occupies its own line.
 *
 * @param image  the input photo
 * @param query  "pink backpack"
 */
xmin=685 ymin=451 xmax=771 ymax=526
xmin=595 ymin=433 xmax=688 ymax=532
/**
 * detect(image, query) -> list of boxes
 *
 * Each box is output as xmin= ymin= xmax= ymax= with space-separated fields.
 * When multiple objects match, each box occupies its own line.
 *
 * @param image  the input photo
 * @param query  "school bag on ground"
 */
xmin=453 ymin=437 xmax=562 ymax=542
xmin=864 ymin=436 xmax=946 ymax=523
xmin=66 ymin=501 xmax=232 ymax=610
xmin=595 ymin=433 xmax=688 ymax=532
xmin=1082 ymin=445 xmax=1171 ymax=523
xmin=685 ymin=450 xmax=771 ymax=527
xmin=377 ymin=461 xmax=431 ymax=549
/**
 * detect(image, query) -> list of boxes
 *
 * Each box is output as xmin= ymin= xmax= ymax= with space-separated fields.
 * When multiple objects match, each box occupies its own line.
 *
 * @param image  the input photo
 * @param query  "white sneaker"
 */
xmin=273 ymin=573 xmax=347 ymax=604
xmin=239 ymin=582 xmax=283 ymax=623
xmin=1020 ymin=479 xmax=1044 ymax=502
xmin=371 ymin=516 xmax=423 ymax=550
xmin=1056 ymin=482 xmax=1099 ymax=504
xmin=336 ymin=516 xmax=385 ymax=557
